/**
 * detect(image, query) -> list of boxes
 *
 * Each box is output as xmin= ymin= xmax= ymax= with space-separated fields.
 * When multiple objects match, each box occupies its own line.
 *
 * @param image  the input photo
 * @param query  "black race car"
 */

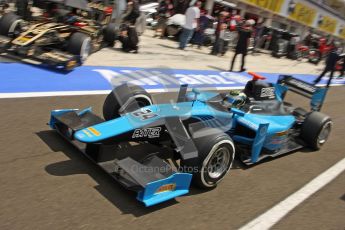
xmin=0 ymin=0 xmax=117 ymax=70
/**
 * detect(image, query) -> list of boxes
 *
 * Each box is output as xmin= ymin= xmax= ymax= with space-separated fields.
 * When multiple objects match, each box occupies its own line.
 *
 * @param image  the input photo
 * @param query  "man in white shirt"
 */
xmin=179 ymin=1 xmax=201 ymax=50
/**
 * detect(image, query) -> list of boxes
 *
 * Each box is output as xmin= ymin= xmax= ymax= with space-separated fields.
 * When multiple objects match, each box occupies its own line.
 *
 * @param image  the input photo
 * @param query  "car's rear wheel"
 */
xmin=68 ymin=32 xmax=92 ymax=63
xmin=103 ymin=84 xmax=152 ymax=121
xmin=0 ymin=13 xmax=22 ymax=37
xmin=301 ymin=112 xmax=332 ymax=150
xmin=180 ymin=128 xmax=235 ymax=188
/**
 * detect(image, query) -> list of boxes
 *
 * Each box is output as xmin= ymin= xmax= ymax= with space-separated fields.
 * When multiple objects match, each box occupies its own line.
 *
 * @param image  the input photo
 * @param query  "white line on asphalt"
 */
xmin=0 ymin=86 xmax=244 ymax=99
xmin=0 ymin=83 xmax=341 ymax=99
xmin=238 ymin=157 xmax=345 ymax=230
xmin=0 ymin=90 xmax=112 ymax=98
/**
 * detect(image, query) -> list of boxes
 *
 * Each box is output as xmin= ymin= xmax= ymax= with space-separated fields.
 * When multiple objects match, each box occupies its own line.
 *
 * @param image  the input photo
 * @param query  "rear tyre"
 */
xmin=103 ymin=84 xmax=152 ymax=121
xmin=68 ymin=32 xmax=92 ymax=63
xmin=0 ymin=13 xmax=22 ymax=37
xmin=180 ymin=128 xmax=235 ymax=188
xmin=104 ymin=23 xmax=117 ymax=47
xmin=301 ymin=112 xmax=332 ymax=150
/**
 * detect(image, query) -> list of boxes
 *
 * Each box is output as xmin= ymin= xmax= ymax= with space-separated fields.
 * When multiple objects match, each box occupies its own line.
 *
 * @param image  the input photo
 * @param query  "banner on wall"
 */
xmin=339 ymin=25 xmax=345 ymax=39
xmin=317 ymin=15 xmax=337 ymax=34
xmin=243 ymin=0 xmax=285 ymax=13
xmin=286 ymin=1 xmax=316 ymax=26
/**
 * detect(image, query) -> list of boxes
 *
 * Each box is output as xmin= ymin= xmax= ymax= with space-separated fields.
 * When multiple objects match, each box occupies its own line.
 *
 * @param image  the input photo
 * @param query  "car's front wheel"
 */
xmin=103 ymin=84 xmax=152 ymax=121
xmin=68 ymin=32 xmax=92 ymax=63
xmin=181 ymin=128 xmax=235 ymax=188
xmin=0 ymin=13 xmax=22 ymax=37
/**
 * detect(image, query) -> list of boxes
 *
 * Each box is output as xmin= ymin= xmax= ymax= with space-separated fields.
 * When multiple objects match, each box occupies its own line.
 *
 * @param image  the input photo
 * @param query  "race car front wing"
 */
xmin=0 ymin=35 xmax=80 ymax=71
xmin=48 ymin=108 xmax=192 ymax=206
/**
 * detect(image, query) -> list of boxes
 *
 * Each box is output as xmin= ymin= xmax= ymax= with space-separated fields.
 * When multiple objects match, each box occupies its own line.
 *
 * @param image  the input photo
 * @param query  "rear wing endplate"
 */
xmin=276 ymin=75 xmax=328 ymax=111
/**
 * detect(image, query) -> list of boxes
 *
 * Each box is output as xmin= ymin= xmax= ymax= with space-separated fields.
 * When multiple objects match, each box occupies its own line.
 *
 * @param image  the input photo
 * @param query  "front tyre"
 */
xmin=0 ymin=13 xmax=22 ymax=37
xmin=68 ymin=32 xmax=92 ymax=63
xmin=301 ymin=112 xmax=332 ymax=150
xmin=181 ymin=129 xmax=235 ymax=188
xmin=103 ymin=84 xmax=152 ymax=121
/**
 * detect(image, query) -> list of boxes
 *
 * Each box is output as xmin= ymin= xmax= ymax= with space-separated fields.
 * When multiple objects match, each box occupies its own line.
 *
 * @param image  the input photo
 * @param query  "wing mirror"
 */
xmin=192 ymin=88 xmax=201 ymax=95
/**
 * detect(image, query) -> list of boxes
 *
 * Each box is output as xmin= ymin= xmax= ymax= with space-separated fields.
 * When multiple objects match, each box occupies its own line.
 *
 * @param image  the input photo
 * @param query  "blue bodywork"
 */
xmin=137 ymin=173 xmax=192 ymax=207
xmin=73 ymin=101 xmax=231 ymax=143
xmin=70 ymin=99 xmax=295 ymax=163
xmin=49 ymin=75 xmax=328 ymax=206
xmin=49 ymin=97 xmax=296 ymax=205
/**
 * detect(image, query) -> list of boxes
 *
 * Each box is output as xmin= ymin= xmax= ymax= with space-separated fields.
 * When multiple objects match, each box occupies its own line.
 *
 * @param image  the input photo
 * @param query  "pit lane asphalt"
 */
xmin=0 ymin=88 xmax=344 ymax=230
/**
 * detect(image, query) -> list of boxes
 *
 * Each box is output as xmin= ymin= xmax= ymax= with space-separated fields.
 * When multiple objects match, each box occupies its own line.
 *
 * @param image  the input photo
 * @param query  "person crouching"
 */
xmin=119 ymin=24 xmax=139 ymax=53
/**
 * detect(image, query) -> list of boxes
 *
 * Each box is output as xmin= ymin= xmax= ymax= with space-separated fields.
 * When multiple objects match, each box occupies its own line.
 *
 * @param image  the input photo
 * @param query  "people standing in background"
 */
xmin=303 ymin=29 xmax=313 ymax=47
xmin=337 ymin=53 xmax=344 ymax=79
xmin=0 ymin=1 xmax=9 ymax=14
xmin=253 ymin=19 xmax=265 ymax=52
xmin=175 ymin=0 xmax=189 ymax=14
xmin=178 ymin=1 xmax=201 ymax=50
xmin=154 ymin=0 xmax=174 ymax=38
xmin=16 ymin=0 xmax=29 ymax=19
xmin=220 ymin=23 xmax=230 ymax=56
xmin=122 ymin=0 xmax=140 ymax=25
xmin=313 ymin=46 xmax=340 ymax=87
xmin=111 ymin=0 xmax=127 ymax=23
xmin=191 ymin=10 xmax=209 ymax=49
xmin=212 ymin=23 xmax=228 ymax=56
xmin=211 ymin=11 xmax=228 ymax=55
xmin=229 ymin=20 xmax=253 ymax=72
xmin=120 ymin=0 xmax=140 ymax=53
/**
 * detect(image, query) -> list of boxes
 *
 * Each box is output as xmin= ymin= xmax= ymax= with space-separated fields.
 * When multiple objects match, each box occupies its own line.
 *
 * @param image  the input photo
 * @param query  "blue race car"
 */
xmin=48 ymin=73 xmax=332 ymax=206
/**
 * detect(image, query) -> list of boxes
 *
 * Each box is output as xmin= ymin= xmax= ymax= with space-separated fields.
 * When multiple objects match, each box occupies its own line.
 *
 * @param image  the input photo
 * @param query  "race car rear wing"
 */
xmin=276 ymin=75 xmax=328 ymax=111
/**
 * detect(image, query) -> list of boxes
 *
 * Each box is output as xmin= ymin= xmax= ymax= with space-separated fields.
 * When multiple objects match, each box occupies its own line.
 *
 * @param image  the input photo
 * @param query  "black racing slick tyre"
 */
xmin=68 ymin=32 xmax=92 ymax=63
xmin=0 ymin=13 xmax=21 ymax=37
xmin=301 ymin=112 xmax=332 ymax=150
xmin=103 ymin=84 xmax=152 ymax=121
xmin=181 ymin=128 xmax=235 ymax=189
xmin=104 ymin=23 xmax=117 ymax=47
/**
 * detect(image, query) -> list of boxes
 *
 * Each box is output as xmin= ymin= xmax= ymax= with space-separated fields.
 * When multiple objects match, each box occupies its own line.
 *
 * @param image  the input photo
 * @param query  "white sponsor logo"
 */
xmin=260 ymin=87 xmax=275 ymax=98
xmin=132 ymin=127 xmax=162 ymax=139
xmin=289 ymin=79 xmax=316 ymax=93
xmin=131 ymin=108 xmax=158 ymax=120
xmin=93 ymin=69 xmax=251 ymax=87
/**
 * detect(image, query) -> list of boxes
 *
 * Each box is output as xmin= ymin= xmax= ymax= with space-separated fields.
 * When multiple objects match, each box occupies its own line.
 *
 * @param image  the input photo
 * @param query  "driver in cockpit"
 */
xmin=227 ymin=72 xmax=274 ymax=108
